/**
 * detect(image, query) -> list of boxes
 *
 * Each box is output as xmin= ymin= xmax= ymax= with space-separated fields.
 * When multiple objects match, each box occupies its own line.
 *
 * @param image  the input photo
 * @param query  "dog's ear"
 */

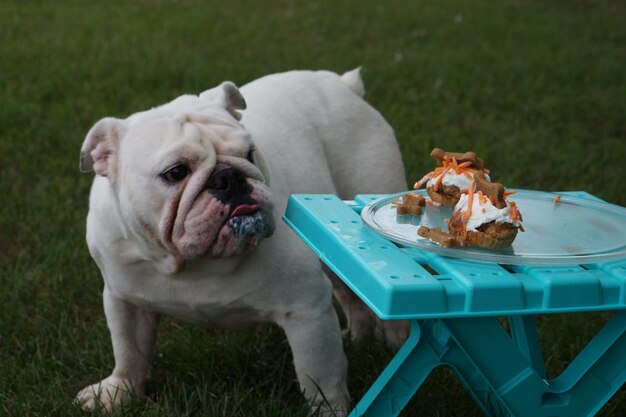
xmin=199 ymin=81 xmax=247 ymax=121
xmin=79 ymin=117 xmax=127 ymax=178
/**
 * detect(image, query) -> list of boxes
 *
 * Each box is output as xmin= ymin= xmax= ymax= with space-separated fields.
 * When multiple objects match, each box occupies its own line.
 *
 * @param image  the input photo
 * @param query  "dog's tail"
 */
xmin=340 ymin=67 xmax=365 ymax=97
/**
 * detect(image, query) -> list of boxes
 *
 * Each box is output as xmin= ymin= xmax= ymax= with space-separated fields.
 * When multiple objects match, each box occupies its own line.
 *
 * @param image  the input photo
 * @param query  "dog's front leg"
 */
xmin=76 ymin=285 xmax=160 ymax=411
xmin=277 ymin=304 xmax=350 ymax=416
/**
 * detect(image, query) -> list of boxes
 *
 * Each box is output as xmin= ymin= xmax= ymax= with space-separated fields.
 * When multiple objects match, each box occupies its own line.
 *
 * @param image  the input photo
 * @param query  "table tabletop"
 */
xmin=284 ymin=192 xmax=626 ymax=320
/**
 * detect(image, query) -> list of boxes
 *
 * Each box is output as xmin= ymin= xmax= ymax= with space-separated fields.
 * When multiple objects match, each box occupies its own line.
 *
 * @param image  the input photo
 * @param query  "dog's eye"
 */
xmin=246 ymin=147 xmax=255 ymax=163
xmin=161 ymin=164 xmax=190 ymax=183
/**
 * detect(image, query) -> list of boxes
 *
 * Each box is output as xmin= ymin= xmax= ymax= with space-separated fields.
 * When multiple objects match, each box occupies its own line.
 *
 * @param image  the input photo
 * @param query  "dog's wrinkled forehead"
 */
xmin=80 ymin=81 xmax=250 ymax=180
xmin=122 ymin=107 xmax=254 ymax=173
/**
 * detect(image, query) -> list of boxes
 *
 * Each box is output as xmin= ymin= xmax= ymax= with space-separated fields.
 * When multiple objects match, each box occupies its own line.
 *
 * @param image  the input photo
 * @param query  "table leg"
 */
xmin=552 ymin=309 xmax=626 ymax=416
xmin=509 ymin=315 xmax=547 ymax=379
xmin=349 ymin=319 xmax=512 ymax=417
xmin=349 ymin=312 xmax=626 ymax=417
xmin=444 ymin=310 xmax=626 ymax=417
xmin=349 ymin=320 xmax=441 ymax=417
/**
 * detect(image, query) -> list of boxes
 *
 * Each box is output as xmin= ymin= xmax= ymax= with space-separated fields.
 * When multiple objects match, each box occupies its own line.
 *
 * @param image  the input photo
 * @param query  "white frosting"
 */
xmin=427 ymin=171 xmax=490 ymax=189
xmin=453 ymin=193 xmax=521 ymax=231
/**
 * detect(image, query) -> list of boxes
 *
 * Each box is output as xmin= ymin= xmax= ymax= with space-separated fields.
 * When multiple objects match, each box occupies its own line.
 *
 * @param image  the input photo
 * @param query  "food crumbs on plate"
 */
xmin=395 ymin=193 xmax=426 ymax=216
xmin=554 ymin=195 xmax=561 ymax=205
xmin=417 ymin=226 xmax=460 ymax=248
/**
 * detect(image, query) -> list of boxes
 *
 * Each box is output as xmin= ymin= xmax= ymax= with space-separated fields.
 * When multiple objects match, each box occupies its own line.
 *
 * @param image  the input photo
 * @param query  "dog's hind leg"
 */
xmin=323 ymin=262 xmax=409 ymax=349
xmin=322 ymin=262 xmax=372 ymax=343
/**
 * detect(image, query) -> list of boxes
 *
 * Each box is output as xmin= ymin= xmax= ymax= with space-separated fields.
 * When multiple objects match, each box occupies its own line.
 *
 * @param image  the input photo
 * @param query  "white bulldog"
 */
xmin=76 ymin=69 xmax=408 ymax=415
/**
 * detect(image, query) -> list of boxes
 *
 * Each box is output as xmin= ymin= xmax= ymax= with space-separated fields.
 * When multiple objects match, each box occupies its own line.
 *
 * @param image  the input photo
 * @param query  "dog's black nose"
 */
xmin=207 ymin=167 xmax=253 ymax=204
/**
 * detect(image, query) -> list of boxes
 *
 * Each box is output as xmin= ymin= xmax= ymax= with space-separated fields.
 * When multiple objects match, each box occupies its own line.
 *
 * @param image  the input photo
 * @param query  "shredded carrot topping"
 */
xmin=425 ymin=199 xmax=442 ymax=206
xmin=509 ymin=201 xmax=520 ymax=222
xmin=462 ymin=181 xmax=475 ymax=222
xmin=413 ymin=156 xmax=489 ymax=190
xmin=433 ymin=167 xmax=450 ymax=191
xmin=476 ymin=190 xmax=489 ymax=206
xmin=504 ymin=190 xmax=517 ymax=196
xmin=451 ymin=157 xmax=461 ymax=174
xmin=511 ymin=202 xmax=518 ymax=219
xmin=414 ymin=172 xmax=432 ymax=189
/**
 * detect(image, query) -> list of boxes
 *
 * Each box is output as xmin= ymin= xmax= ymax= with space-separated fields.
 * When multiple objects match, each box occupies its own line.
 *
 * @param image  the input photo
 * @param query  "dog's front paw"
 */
xmin=75 ymin=375 xmax=140 ymax=411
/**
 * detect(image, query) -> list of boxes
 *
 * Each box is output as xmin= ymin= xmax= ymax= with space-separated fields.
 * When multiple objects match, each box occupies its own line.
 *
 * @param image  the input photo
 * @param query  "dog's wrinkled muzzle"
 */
xmin=170 ymin=166 xmax=274 ymax=260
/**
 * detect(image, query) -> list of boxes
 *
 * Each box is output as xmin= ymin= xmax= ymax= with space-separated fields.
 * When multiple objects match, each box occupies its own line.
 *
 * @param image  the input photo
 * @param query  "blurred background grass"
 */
xmin=0 ymin=0 xmax=624 ymax=416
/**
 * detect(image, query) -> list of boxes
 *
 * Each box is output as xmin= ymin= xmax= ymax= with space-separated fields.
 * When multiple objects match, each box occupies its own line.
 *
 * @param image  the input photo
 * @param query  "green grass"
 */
xmin=1 ymin=0 xmax=625 ymax=415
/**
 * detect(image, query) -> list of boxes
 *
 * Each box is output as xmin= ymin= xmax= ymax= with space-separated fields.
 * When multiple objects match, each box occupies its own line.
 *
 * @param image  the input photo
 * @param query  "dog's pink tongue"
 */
xmin=230 ymin=204 xmax=259 ymax=218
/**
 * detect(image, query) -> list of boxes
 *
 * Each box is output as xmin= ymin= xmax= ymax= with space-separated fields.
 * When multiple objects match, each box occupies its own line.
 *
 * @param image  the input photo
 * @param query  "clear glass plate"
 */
xmin=361 ymin=190 xmax=626 ymax=265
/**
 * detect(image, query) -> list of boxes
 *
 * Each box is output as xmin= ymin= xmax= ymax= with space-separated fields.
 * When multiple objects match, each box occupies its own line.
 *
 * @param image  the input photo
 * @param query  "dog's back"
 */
xmin=239 ymin=69 xmax=407 ymax=200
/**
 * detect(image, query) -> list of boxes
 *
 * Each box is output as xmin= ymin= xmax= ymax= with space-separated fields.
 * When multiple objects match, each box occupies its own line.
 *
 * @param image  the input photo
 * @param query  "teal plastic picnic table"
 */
xmin=283 ymin=191 xmax=626 ymax=417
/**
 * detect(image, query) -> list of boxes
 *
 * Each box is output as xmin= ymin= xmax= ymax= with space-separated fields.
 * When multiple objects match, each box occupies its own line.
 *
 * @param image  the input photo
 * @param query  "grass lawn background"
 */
xmin=1 ymin=0 xmax=624 ymax=416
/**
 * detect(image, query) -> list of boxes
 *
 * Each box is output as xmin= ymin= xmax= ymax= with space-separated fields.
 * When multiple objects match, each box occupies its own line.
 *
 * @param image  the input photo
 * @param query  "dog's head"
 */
xmin=80 ymin=82 xmax=275 ymax=268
